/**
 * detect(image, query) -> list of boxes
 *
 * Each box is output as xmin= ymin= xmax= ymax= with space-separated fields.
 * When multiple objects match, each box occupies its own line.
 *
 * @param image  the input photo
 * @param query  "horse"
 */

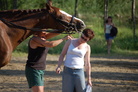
xmin=0 ymin=1 xmax=85 ymax=68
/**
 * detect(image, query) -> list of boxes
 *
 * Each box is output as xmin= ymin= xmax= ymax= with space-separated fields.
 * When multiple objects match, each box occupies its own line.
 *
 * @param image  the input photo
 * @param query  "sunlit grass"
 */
xmin=12 ymin=52 xmax=27 ymax=57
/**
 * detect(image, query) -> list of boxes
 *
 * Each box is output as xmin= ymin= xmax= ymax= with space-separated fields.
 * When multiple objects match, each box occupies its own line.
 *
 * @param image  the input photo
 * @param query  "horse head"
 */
xmin=36 ymin=1 xmax=86 ymax=34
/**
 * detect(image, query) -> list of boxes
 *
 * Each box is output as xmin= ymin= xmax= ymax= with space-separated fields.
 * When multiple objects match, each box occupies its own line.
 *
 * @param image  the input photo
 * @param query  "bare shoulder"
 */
xmin=86 ymin=43 xmax=91 ymax=51
xmin=71 ymin=38 xmax=78 ymax=43
xmin=30 ymin=36 xmax=42 ymax=48
xmin=72 ymin=38 xmax=78 ymax=40
xmin=30 ymin=36 xmax=39 ymax=44
xmin=31 ymin=36 xmax=41 ymax=41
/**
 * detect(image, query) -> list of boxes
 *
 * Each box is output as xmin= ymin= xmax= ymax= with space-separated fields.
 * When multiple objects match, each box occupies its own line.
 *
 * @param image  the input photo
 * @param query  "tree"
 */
xmin=74 ymin=0 xmax=78 ymax=17
xmin=13 ymin=0 xmax=17 ymax=9
xmin=0 ymin=0 xmax=8 ymax=10
xmin=0 ymin=0 xmax=17 ymax=10
xmin=104 ymin=0 xmax=108 ymax=27
xmin=132 ymin=0 xmax=136 ymax=47
xmin=104 ymin=0 xmax=108 ymax=22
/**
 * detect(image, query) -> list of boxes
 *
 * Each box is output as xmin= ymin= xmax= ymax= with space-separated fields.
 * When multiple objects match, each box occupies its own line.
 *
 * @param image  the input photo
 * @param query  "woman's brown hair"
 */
xmin=82 ymin=28 xmax=94 ymax=41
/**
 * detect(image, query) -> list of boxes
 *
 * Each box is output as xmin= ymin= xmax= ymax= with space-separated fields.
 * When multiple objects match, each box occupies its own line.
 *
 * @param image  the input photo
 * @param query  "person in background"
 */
xmin=104 ymin=16 xmax=115 ymax=54
xmin=56 ymin=28 xmax=94 ymax=92
xmin=25 ymin=30 xmax=72 ymax=92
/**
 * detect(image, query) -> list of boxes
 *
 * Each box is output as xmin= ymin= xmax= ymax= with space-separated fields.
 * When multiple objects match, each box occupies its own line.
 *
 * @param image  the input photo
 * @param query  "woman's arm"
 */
xmin=56 ymin=40 xmax=71 ymax=74
xmin=84 ymin=45 xmax=92 ymax=86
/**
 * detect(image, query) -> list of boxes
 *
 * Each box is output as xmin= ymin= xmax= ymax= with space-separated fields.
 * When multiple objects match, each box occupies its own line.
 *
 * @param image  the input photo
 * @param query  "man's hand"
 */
xmin=62 ymin=35 xmax=73 ymax=40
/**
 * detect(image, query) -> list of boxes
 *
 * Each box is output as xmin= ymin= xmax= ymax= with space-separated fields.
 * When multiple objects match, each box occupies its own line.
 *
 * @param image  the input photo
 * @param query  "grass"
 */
xmin=12 ymin=52 xmax=27 ymax=57
xmin=13 ymin=25 xmax=138 ymax=56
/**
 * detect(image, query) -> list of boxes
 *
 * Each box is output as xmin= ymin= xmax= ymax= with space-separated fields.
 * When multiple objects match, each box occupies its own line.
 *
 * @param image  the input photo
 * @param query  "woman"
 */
xmin=56 ymin=28 xmax=94 ymax=92
xmin=25 ymin=30 xmax=72 ymax=92
xmin=104 ymin=16 xmax=115 ymax=54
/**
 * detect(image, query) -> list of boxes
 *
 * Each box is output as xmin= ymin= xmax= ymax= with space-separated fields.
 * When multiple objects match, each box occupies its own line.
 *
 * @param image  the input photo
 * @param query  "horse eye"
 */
xmin=59 ymin=15 xmax=63 ymax=19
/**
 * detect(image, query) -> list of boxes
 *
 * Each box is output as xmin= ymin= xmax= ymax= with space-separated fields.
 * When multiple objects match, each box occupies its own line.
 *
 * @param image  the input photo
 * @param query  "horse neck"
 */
xmin=13 ymin=14 xmax=45 ymax=28
xmin=9 ymin=13 xmax=49 ymax=49
xmin=2 ymin=9 xmax=50 ymax=28
xmin=2 ymin=9 xmax=54 ymax=50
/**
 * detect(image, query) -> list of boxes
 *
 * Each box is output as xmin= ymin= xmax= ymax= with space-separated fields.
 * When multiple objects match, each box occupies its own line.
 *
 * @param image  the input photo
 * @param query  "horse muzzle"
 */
xmin=74 ymin=20 xmax=86 ymax=32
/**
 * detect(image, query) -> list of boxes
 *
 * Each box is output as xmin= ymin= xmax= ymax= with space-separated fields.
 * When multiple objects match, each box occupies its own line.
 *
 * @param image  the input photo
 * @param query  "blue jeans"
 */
xmin=105 ymin=33 xmax=114 ymax=40
xmin=62 ymin=66 xmax=86 ymax=92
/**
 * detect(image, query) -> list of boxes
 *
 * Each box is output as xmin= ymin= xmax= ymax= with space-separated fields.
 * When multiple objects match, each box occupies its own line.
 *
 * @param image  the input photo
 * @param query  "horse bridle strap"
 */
xmin=48 ymin=12 xmax=78 ymax=33
xmin=0 ymin=18 xmax=75 ymax=34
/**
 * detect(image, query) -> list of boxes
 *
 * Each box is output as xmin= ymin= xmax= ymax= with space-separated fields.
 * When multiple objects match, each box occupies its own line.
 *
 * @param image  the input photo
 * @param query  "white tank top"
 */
xmin=64 ymin=40 xmax=87 ymax=69
xmin=105 ymin=24 xmax=112 ymax=33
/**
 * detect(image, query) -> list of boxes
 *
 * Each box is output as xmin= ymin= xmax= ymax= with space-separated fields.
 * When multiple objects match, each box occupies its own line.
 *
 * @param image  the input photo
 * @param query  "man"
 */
xmin=25 ymin=30 xmax=72 ymax=92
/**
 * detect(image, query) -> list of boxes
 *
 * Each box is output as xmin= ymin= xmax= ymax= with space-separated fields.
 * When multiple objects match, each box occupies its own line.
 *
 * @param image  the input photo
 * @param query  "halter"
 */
xmin=0 ymin=10 xmax=79 ymax=34
xmin=48 ymin=11 xmax=79 ymax=34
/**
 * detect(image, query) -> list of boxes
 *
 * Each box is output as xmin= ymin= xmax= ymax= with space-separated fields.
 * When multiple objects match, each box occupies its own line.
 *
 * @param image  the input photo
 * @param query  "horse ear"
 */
xmin=46 ymin=3 xmax=51 ymax=10
xmin=47 ymin=0 xmax=52 ymax=6
xmin=46 ymin=3 xmax=54 ymax=13
xmin=46 ymin=0 xmax=52 ymax=10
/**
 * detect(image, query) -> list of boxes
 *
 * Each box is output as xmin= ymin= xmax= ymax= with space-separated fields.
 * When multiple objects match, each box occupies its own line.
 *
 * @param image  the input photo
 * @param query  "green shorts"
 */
xmin=25 ymin=66 xmax=44 ymax=88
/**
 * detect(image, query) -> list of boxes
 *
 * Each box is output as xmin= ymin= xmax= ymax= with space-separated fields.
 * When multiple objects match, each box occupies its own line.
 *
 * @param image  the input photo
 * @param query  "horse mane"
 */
xmin=0 ymin=5 xmax=60 ymax=22
xmin=0 ymin=8 xmax=49 ymax=21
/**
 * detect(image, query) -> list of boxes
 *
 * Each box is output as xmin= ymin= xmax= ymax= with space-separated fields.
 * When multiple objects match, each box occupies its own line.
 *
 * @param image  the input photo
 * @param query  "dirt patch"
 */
xmin=0 ymin=54 xmax=138 ymax=92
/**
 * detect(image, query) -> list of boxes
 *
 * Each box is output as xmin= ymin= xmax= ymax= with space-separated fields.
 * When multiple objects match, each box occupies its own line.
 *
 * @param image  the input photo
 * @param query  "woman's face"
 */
xmin=108 ymin=18 xmax=112 ymax=22
xmin=79 ymin=33 xmax=89 ymax=43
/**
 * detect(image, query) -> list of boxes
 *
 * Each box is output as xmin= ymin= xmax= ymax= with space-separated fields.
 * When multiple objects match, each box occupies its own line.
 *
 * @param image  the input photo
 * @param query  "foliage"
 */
xmin=17 ymin=0 xmax=46 ymax=9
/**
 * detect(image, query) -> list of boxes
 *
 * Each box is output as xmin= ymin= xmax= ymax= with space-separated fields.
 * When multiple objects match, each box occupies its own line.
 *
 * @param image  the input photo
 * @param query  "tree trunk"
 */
xmin=104 ymin=0 xmax=108 ymax=24
xmin=132 ymin=0 xmax=136 ymax=47
xmin=104 ymin=0 xmax=108 ymax=32
xmin=74 ymin=0 xmax=78 ymax=17
xmin=0 ymin=0 xmax=8 ymax=10
xmin=0 ymin=0 xmax=2 ymax=10
xmin=13 ymin=0 xmax=17 ymax=9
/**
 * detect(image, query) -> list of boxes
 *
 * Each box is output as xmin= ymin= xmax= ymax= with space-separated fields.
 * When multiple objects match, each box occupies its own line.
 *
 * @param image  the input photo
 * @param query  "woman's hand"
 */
xmin=87 ymin=79 xmax=92 ymax=86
